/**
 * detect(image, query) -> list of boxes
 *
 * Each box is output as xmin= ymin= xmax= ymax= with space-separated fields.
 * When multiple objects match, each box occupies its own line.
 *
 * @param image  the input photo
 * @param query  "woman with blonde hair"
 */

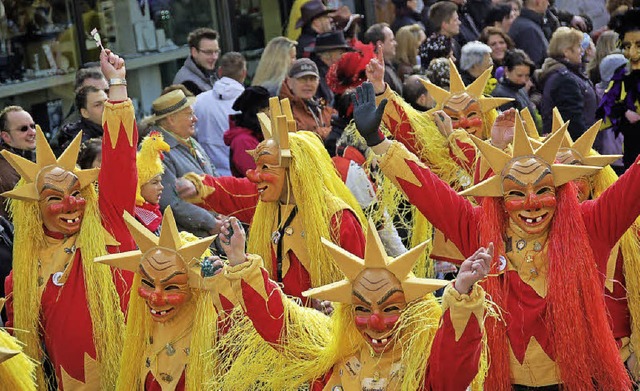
xmin=251 ymin=36 xmax=297 ymax=96
xmin=538 ymin=27 xmax=597 ymax=140
xmin=587 ymin=30 xmax=620 ymax=83
xmin=394 ymin=24 xmax=426 ymax=82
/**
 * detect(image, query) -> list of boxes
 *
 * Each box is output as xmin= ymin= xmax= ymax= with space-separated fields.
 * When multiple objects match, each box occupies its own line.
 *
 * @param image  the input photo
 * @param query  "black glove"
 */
xmin=352 ymin=82 xmax=388 ymax=147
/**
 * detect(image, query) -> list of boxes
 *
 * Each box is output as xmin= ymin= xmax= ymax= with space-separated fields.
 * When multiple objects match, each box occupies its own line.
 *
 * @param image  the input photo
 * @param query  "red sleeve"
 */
xmin=195 ymin=175 xmax=259 ymax=224
xmin=379 ymin=143 xmax=481 ymax=258
xmin=424 ymin=308 xmax=483 ymax=390
xmin=234 ymin=264 xmax=286 ymax=345
xmin=382 ymin=100 xmax=422 ymax=157
xmin=98 ymin=101 xmax=138 ymax=253
xmin=3 ymin=271 xmax=13 ymax=330
xmin=332 ymin=209 xmax=365 ymax=258
xmin=448 ymin=133 xmax=477 ymax=178
xmin=582 ymin=156 xmax=640 ymax=269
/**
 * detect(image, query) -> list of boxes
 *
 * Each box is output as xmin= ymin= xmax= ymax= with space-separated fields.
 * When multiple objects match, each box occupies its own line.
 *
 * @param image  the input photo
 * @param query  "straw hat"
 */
xmin=145 ymin=89 xmax=196 ymax=124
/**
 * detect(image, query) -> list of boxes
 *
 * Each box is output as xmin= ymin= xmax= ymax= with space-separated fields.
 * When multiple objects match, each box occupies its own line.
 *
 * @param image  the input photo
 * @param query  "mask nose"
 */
xmin=149 ymin=288 xmax=167 ymax=306
xmin=368 ymin=313 xmax=386 ymax=332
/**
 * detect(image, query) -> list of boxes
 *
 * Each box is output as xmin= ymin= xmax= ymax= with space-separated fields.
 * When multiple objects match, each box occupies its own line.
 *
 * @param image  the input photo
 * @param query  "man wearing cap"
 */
xmin=144 ymin=87 xmax=221 ymax=238
xmin=280 ymin=58 xmax=334 ymax=140
xmin=296 ymin=0 xmax=335 ymax=58
xmin=308 ymin=30 xmax=354 ymax=106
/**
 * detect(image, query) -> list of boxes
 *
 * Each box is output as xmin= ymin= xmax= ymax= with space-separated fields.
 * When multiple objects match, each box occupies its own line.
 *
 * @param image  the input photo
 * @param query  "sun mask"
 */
xmin=420 ymin=58 xmax=512 ymax=140
xmin=303 ymin=219 xmax=448 ymax=356
xmin=551 ymin=108 xmax=620 ymax=203
xmin=459 ymin=112 xmax=603 ymax=229
xmin=96 ymin=207 xmax=216 ymax=322
xmin=246 ymin=140 xmax=287 ymax=203
xmin=0 ymin=127 xmax=99 ymax=217
xmin=37 ymin=166 xmax=86 ymax=236
xmin=352 ymin=268 xmax=407 ymax=354
xmin=502 ymin=157 xmax=557 ymax=236
xmin=138 ymin=248 xmax=192 ymax=323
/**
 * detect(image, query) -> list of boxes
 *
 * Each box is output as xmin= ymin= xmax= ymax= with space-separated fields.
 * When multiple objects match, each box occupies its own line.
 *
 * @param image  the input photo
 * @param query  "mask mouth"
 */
xmin=148 ymin=305 xmax=175 ymax=319
xmin=518 ymin=212 xmax=548 ymax=226
xmin=364 ymin=330 xmax=395 ymax=353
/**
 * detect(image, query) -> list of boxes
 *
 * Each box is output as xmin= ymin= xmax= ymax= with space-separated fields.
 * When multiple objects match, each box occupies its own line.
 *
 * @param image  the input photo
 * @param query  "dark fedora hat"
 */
xmin=307 ymin=30 xmax=355 ymax=53
xmin=296 ymin=0 xmax=336 ymax=29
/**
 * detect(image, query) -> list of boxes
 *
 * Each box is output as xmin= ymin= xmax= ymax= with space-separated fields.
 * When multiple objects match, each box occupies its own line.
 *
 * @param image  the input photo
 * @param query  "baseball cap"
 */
xmin=288 ymin=58 xmax=319 ymax=79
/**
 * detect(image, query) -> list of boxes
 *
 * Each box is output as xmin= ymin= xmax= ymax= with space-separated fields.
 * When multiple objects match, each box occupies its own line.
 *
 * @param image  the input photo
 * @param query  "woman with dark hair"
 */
xmin=223 ymin=86 xmax=270 ymax=177
xmin=491 ymin=49 xmax=538 ymax=116
xmin=77 ymin=138 xmax=102 ymax=169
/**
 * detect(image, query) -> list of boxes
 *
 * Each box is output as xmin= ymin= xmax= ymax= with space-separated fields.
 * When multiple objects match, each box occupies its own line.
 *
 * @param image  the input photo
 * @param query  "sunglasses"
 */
xmin=13 ymin=123 xmax=36 ymax=132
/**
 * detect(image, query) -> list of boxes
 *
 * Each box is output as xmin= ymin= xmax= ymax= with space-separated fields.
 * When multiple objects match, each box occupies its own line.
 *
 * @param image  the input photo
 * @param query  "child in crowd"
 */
xmin=134 ymin=131 xmax=170 ymax=234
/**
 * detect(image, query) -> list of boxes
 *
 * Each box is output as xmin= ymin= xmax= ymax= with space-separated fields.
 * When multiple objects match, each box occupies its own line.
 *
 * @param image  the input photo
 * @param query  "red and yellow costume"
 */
xmin=0 ymin=298 xmax=36 ymax=391
xmin=374 ymin=119 xmax=638 ymax=389
xmin=215 ymin=220 xmax=487 ymax=391
xmin=96 ymin=208 xmax=224 ymax=391
xmin=183 ymin=97 xmax=365 ymax=305
xmin=2 ymin=100 xmax=137 ymax=389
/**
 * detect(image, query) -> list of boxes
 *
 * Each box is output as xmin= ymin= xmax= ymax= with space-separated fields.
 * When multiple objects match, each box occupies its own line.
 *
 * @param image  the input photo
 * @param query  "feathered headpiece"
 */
xmin=326 ymin=41 xmax=376 ymax=95
xmin=0 ymin=127 xmax=99 ymax=201
xmin=136 ymin=131 xmax=170 ymax=205
xmin=459 ymin=111 xmax=602 ymax=197
xmin=303 ymin=219 xmax=447 ymax=303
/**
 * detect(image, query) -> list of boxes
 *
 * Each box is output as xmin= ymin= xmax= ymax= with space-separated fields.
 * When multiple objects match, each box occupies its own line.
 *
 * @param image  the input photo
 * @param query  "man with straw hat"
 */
xmin=144 ymin=87 xmax=221 ymax=238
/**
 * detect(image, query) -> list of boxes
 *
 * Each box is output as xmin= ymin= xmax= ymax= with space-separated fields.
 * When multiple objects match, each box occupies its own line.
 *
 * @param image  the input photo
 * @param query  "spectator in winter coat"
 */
xmin=509 ymin=0 xmax=550 ymax=68
xmin=538 ymin=27 xmax=598 ymax=143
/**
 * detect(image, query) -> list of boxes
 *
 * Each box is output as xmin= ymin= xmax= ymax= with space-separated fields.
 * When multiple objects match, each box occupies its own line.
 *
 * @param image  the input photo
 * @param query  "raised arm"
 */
xmin=352 ymin=82 xmax=481 ymax=257
xmin=98 ymin=49 xmax=138 ymax=252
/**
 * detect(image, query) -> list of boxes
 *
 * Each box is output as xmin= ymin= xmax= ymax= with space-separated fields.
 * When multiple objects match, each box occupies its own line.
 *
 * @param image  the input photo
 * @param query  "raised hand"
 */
xmin=432 ymin=110 xmax=454 ymax=138
xmin=365 ymin=43 xmax=386 ymax=94
xmin=219 ymin=217 xmax=247 ymax=266
xmin=455 ymin=243 xmax=493 ymax=294
xmin=100 ymin=49 xmax=125 ymax=80
xmin=352 ymin=82 xmax=388 ymax=147
xmin=490 ymin=108 xmax=517 ymax=150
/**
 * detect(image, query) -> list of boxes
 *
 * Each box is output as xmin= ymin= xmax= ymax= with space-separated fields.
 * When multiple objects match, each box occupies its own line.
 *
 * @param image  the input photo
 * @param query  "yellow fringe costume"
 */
xmin=3 ymin=114 xmax=131 ymax=390
xmin=213 ymin=219 xmax=488 ymax=390
xmin=96 ymin=208 xmax=221 ymax=390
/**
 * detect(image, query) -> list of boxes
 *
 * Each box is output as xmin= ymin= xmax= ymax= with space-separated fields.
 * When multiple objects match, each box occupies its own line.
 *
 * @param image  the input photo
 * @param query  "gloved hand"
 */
xmin=352 ymin=82 xmax=388 ymax=147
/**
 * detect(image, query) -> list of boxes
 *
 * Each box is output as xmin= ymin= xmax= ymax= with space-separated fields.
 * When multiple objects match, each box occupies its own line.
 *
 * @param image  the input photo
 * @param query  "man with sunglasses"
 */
xmin=173 ymin=27 xmax=220 ymax=96
xmin=0 ymin=106 xmax=36 ymax=220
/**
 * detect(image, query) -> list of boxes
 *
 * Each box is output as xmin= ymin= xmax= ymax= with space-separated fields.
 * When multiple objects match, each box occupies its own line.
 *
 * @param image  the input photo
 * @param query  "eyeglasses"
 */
xmin=11 ymin=123 xmax=36 ymax=133
xmin=196 ymin=48 xmax=221 ymax=56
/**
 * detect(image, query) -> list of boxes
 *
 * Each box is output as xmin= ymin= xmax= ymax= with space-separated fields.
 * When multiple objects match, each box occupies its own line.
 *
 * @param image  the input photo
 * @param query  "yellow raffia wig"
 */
xmin=247 ymin=130 xmax=365 ymax=288
xmin=0 ymin=298 xmax=36 ymax=391
xmin=136 ymin=131 xmax=170 ymax=206
xmin=4 ymin=128 xmax=124 ymax=390
xmin=215 ymin=221 xmax=487 ymax=390
xmin=95 ymin=208 xmax=219 ymax=391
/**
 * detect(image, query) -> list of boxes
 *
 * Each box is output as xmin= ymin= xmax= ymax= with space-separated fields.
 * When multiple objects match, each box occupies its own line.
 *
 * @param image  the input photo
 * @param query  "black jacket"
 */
xmin=53 ymin=117 xmax=104 ymax=156
xmin=509 ymin=9 xmax=549 ymax=68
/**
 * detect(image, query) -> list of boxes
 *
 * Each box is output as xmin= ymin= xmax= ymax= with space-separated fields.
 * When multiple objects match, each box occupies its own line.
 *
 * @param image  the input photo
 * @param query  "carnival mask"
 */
xmin=37 ymin=166 xmax=86 ymax=236
xmin=246 ymin=139 xmax=287 ymax=203
xmin=442 ymin=93 xmax=484 ymax=138
xmin=502 ymin=157 xmax=557 ymax=236
xmin=352 ymin=268 xmax=407 ymax=354
xmin=138 ymin=248 xmax=192 ymax=323
xmin=555 ymin=147 xmax=592 ymax=202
